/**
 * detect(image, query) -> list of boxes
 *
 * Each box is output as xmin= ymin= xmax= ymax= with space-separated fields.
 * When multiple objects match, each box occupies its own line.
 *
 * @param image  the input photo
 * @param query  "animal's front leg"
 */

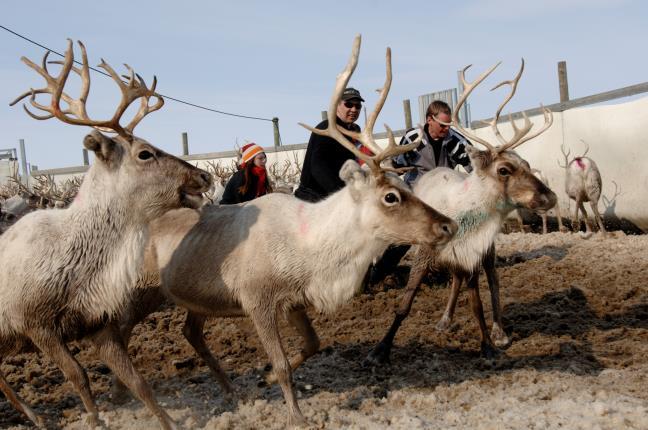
xmin=436 ymin=272 xmax=461 ymax=331
xmin=484 ymin=245 xmax=510 ymax=348
xmin=466 ymin=273 xmax=499 ymax=358
xmin=92 ymin=323 xmax=177 ymax=430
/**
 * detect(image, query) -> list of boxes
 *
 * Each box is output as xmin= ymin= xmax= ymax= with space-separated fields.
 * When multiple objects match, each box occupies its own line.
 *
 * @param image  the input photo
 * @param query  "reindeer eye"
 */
xmin=138 ymin=150 xmax=154 ymax=160
xmin=383 ymin=192 xmax=400 ymax=205
xmin=498 ymin=167 xmax=510 ymax=176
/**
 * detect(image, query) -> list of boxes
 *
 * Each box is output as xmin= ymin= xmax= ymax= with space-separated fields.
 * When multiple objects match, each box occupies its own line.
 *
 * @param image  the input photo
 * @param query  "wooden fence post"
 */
xmin=558 ymin=61 xmax=570 ymax=102
xmin=182 ymin=132 xmax=189 ymax=156
xmin=403 ymin=99 xmax=413 ymax=129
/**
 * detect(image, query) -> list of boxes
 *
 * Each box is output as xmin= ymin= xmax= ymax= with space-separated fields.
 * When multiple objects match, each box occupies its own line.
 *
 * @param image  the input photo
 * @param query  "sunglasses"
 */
xmin=343 ymin=101 xmax=362 ymax=109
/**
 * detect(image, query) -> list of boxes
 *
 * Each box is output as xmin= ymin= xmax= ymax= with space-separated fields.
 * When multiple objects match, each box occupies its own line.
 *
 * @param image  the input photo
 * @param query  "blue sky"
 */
xmin=1 ymin=0 xmax=646 ymax=169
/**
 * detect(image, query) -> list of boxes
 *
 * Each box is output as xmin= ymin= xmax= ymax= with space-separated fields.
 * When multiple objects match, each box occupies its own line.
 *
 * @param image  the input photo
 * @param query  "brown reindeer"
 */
xmin=367 ymin=59 xmax=557 ymax=365
xmin=0 ymin=40 xmax=211 ymax=429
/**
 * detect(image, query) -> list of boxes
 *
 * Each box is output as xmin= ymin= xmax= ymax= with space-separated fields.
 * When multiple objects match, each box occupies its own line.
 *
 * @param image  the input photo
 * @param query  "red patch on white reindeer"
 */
xmin=297 ymin=203 xmax=309 ymax=235
xmin=574 ymin=158 xmax=586 ymax=170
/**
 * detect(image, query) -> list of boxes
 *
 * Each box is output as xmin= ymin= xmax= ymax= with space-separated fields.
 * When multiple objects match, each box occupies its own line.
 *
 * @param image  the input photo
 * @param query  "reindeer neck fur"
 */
xmin=295 ymin=188 xmax=389 ymax=314
xmin=418 ymin=168 xmax=514 ymax=272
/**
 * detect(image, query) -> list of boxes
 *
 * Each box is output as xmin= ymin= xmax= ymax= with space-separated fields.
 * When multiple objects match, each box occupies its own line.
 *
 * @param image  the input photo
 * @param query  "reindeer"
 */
xmin=559 ymin=140 xmax=606 ymax=233
xmin=513 ymin=168 xmax=567 ymax=234
xmin=366 ymin=59 xmax=557 ymax=365
xmin=0 ymin=40 xmax=211 ymax=429
xmin=111 ymin=35 xmax=457 ymax=427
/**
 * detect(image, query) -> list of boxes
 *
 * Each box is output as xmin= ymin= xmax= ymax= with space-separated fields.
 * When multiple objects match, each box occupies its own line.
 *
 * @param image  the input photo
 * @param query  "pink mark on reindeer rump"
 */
xmin=297 ymin=202 xmax=309 ymax=235
xmin=574 ymin=158 xmax=586 ymax=169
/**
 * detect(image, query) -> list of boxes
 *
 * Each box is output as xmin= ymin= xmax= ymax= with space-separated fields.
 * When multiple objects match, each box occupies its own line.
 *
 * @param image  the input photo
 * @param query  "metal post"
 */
xmin=321 ymin=110 xmax=327 ymax=121
xmin=558 ymin=61 xmax=570 ymax=102
xmin=19 ymin=139 xmax=28 ymax=187
xmin=182 ymin=132 xmax=189 ymax=156
xmin=82 ymin=148 xmax=89 ymax=165
xmin=403 ymin=99 xmax=413 ymax=129
xmin=272 ymin=117 xmax=280 ymax=148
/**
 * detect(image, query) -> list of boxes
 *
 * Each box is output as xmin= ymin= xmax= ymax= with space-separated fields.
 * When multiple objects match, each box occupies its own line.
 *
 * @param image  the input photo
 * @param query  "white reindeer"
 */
xmin=559 ymin=140 xmax=606 ymax=233
xmin=0 ymin=41 xmax=211 ymax=430
xmin=366 ymin=59 xmax=557 ymax=365
xmin=112 ymin=35 xmax=457 ymax=427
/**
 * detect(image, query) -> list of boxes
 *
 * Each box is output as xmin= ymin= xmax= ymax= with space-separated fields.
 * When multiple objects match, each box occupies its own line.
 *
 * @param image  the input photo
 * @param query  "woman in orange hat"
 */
xmin=220 ymin=143 xmax=273 ymax=204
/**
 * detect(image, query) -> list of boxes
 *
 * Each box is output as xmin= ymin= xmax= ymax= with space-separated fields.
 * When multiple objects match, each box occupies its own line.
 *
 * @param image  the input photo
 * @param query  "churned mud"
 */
xmin=2 ymin=231 xmax=647 ymax=429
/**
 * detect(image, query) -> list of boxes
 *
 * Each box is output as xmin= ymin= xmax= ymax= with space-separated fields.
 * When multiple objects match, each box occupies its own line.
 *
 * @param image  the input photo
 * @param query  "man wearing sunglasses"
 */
xmin=392 ymin=100 xmax=472 ymax=186
xmin=368 ymin=100 xmax=473 ymax=288
xmin=295 ymin=87 xmax=365 ymax=202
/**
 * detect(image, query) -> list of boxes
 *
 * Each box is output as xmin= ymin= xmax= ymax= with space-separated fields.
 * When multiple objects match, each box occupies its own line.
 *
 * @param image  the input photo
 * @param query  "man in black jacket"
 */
xmin=294 ymin=87 xmax=364 ymax=202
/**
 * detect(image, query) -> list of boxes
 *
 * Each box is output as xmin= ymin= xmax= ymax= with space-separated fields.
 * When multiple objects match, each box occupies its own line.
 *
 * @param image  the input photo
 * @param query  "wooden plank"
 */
xmin=472 ymin=81 xmax=648 ymax=129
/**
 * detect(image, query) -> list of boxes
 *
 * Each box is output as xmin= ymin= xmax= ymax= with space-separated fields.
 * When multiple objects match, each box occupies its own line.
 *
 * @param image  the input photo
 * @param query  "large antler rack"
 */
xmin=9 ymin=39 xmax=163 ymax=142
xmin=436 ymin=59 xmax=553 ymax=155
xmin=299 ymin=35 xmax=422 ymax=175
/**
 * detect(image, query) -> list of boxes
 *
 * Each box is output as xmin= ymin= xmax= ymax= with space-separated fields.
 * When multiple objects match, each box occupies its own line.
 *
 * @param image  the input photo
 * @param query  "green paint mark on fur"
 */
xmin=456 ymin=210 xmax=490 ymax=236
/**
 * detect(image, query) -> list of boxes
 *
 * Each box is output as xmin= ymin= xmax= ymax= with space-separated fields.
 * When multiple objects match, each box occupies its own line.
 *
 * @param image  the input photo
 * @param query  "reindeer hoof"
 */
xmin=490 ymin=324 xmax=511 ymax=348
xmin=363 ymin=342 xmax=391 ymax=367
xmin=435 ymin=316 xmax=452 ymax=332
xmin=84 ymin=413 xmax=102 ymax=429
xmin=480 ymin=342 xmax=501 ymax=359
xmin=287 ymin=413 xmax=307 ymax=428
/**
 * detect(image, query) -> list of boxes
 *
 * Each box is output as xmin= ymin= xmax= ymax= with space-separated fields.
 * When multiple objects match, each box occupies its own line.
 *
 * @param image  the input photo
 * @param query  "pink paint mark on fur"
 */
xmin=297 ymin=202 xmax=309 ymax=235
xmin=463 ymin=180 xmax=470 ymax=192
xmin=575 ymin=158 xmax=586 ymax=169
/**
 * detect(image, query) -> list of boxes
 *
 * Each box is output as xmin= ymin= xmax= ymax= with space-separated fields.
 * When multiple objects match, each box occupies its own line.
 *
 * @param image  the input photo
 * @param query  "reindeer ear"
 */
xmin=83 ymin=130 xmax=121 ymax=165
xmin=339 ymin=159 xmax=368 ymax=199
xmin=465 ymin=145 xmax=492 ymax=170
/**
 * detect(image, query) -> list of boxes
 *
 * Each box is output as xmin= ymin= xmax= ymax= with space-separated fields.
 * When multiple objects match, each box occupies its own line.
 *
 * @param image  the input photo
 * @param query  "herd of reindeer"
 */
xmin=0 ymin=35 xmax=615 ymax=429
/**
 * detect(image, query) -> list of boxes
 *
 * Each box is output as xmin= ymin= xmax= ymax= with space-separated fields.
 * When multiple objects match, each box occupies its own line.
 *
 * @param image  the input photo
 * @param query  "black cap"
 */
xmin=341 ymin=87 xmax=365 ymax=102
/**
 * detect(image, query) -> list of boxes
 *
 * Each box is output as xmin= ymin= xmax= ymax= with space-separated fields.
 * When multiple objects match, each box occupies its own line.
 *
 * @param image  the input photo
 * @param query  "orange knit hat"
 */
xmin=240 ymin=143 xmax=264 ymax=165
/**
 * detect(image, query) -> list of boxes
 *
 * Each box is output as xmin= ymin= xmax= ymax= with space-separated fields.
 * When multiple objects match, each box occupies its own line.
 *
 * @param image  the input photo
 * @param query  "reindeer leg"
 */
xmin=28 ymin=328 xmax=101 ymax=428
xmin=111 ymin=287 xmax=166 ymax=404
xmin=249 ymin=309 xmax=304 ymax=427
xmin=590 ymin=201 xmax=606 ymax=234
xmin=0 ymin=368 xmax=45 ymax=428
xmin=514 ymin=209 xmax=525 ymax=232
xmin=92 ymin=323 xmax=177 ymax=430
xmin=541 ymin=212 xmax=548 ymax=234
xmin=182 ymin=311 xmax=234 ymax=395
xmin=484 ymin=246 xmax=510 ymax=348
xmin=580 ymin=201 xmax=592 ymax=233
xmin=555 ymin=201 xmax=568 ymax=232
xmin=572 ymin=198 xmax=581 ymax=232
xmin=465 ymin=272 xmax=499 ymax=358
xmin=267 ymin=306 xmax=320 ymax=384
xmin=365 ymin=248 xmax=430 ymax=366
xmin=436 ymin=272 xmax=461 ymax=331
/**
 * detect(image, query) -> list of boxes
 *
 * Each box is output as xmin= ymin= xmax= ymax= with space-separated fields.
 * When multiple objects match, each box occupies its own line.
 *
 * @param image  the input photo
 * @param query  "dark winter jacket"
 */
xmin=294 ymin=117 xmax=361 ymax=202
xmin=220 ymin=169 xmax=264 ymax=204
xmin=392 ymin=125 xmax=472 ymax=186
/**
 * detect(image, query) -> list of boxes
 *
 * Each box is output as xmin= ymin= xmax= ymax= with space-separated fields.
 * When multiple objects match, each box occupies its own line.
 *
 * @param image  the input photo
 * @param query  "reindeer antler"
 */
xmin=299 ymin=35 xmax=422 ymax=175
xmin=438 ymin=59 xmax=553 ymax=154
xmin=10 ymin=40 xmax=163 ymax=141
xmin=557 ymin=143 xmax=571 ymax=168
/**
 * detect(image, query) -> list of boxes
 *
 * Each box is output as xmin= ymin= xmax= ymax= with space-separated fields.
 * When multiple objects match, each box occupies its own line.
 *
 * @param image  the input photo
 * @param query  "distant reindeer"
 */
xmin=559 ymin=140 xmax=606 ymax=233
xmin=113 ymin=35 xmax=457 ymax=427
xmin=0 ymin=40 xmax=211 ymax=429
xmin=513 ymin=168 xmax=567 ymax=234
xmin=366 ymin=59 xmax=557 ymax=365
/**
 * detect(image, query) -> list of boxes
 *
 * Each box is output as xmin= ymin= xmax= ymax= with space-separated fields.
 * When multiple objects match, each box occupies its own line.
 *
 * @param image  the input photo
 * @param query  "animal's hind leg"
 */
xmin=267 ymin=306 xmax=320 ymax=384
xmin=0 ymin=368 xmax=45 ymax=428
xmin=484 ymin=246 xmax=510 ymax=348
xmin=579 ymin=201 xmax=592 ymax=233
xmin=572 ymin=198 xmax=581 ymax=232
xmin=249 ymin=309 xmax=304 ymax=426
xmin=28 ymin=328 xmax=101 ymax=427
xmin=590 ymin=201 xmax=606 ymax=233
xmin=92 ymin=323 xmax=176 ymax=430
xmin=182 ymin=311 xmax=234 ymax=395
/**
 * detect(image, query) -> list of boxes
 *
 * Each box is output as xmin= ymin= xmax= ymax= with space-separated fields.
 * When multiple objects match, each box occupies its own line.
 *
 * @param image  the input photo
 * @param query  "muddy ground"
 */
xmin=1 ymin=231 xmax=647 ymax=429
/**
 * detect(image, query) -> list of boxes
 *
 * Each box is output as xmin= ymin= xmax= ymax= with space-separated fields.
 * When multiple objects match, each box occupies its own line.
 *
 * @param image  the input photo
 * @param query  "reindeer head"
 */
xmin=300 ymin=35 xmax=457 ymax=246
xmin=440 ymin=60 xmax=557 ymax=213
xmin=10 ymin=40 xmax=212 ymax=220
